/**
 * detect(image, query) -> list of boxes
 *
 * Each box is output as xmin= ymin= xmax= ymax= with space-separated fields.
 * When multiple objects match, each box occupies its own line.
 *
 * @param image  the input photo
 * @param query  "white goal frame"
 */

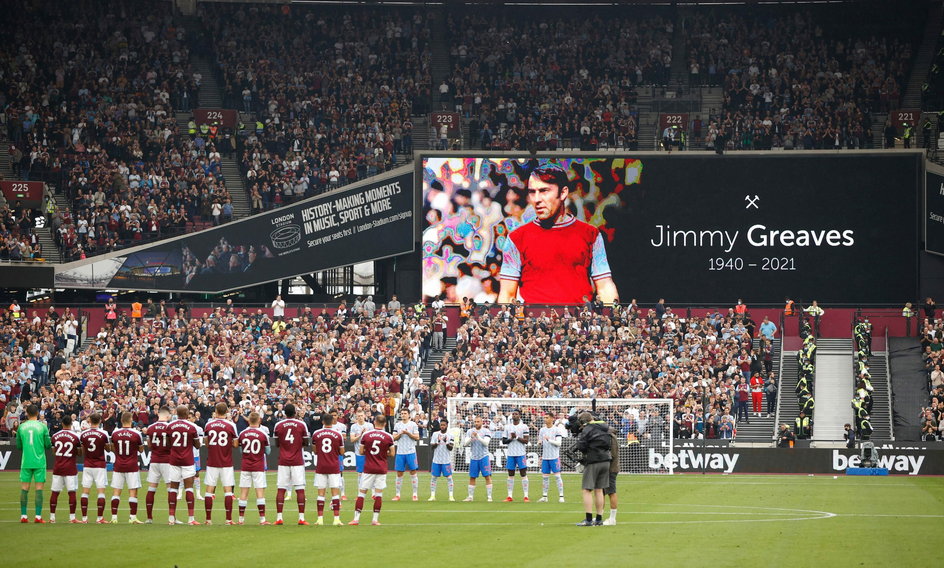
xmin=445 ymin=397 xmax=675 ymax=474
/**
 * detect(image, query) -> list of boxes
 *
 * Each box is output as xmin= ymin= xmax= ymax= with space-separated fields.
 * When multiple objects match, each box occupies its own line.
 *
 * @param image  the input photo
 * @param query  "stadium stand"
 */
xmin=429 ymin=302 xmax=771 ymax=440
xmin=920 ymin=313 xmax=944 ymax=440
xmin=199 ymin=3 xmax=430 ymax=209
xmin=4 ymin=300 xmax=430 ymax=435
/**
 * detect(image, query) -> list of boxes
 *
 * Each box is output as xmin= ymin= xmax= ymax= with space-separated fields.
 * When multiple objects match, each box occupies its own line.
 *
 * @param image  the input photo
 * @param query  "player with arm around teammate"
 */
xmin=350 ymin=415 xmax=395 ymax=526
xmin=274 ymin=403 xmax=310 ymax=525
xmin=312 ymin=411 xmax=345 ymax=526
xmin=329 ymin=409 xmax=348 ymax=500
xmin=392 ymin=408 xmax=420 ymax=501
xmin=79 ymin=412 xmax=111 ymax=523
xmin=428 ymin=418 xmax=455 ymax=501
xmin=49 ymin=414 xmax=81 ymax=523
xmin=16 ymin=404 xmax=52 ymax=523
xmin=237 ymin=412 xmax=270 ymax=525
xmin=144 ymin=407 xmax=172 ymax=523
xmin=167 ymin=406 xmax=202 ymax=525
xmin=463 ymin=416 xmax=493 ymax=502
xmin=502 ymin=411 xmax=530 ymax=502
xmin=203 ymin=402 xmax=239 ymax=525
xmin=110 ymin=412 xmax=145 ymax=523
xmin=539 ymin=414 xmax=565 ymax=503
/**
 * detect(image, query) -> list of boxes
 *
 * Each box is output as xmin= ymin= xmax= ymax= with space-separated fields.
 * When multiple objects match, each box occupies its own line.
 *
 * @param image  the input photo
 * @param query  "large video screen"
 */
xmin=422 ymin=154 xmax=919 ymax=304
xmin=927 ymin=165 xmax=944 ymax=256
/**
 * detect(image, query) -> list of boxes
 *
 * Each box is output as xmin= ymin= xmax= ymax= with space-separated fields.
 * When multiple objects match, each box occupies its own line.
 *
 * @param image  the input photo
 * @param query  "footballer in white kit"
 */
xmin=501 ymin=411 xmax=530 ymax=501
xmin=538 ymin=415 xmax=565 ymax=502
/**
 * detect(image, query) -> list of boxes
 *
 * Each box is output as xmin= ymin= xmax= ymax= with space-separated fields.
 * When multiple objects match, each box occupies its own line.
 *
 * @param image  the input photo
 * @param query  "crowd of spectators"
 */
xmin=0 ymin=203 xmax=42 ymax=261
xmin=919 ymin=298 xmax=944 ymax=441
xmin=1 ymin=299 xmax=434 ymax=439
xmin=686 ymin=7 xmax=917 ymax=151
xmin=443 ymin=9 xmax=674 ymax=151
xmin=430 ymin=301 xmax=775 ymax=440
xmin=200 ymin=4 xmax=429 ymax=211
xmin=0 ymin=0 xmax=238 ymax=261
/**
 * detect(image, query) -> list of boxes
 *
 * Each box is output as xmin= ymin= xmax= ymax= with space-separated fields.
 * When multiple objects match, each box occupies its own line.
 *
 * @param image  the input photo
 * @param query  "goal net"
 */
xmin=445 ymin=397 xmax=674 ymax=474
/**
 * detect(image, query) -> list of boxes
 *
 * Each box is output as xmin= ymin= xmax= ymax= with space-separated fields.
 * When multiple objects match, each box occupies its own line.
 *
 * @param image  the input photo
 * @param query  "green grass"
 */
xmin=1 ymin=472 xmax=942 ymax=567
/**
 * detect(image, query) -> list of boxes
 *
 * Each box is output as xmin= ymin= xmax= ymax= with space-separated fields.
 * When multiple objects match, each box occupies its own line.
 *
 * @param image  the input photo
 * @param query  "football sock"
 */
xmin=129 ymin=497 xmax=138 ymax=517
xmin=430 ymin=478 xmax=437 ymax=495
xmin=331 ymin=497 xmax=340 ymax=517
xmin=50 ymin=491 xmax=59 ymax=515
xmin=185 ymin=488 xmax=195 ymax=516
xmin=521 ymin=477 xmax=529 ymax=497
xmin=339 ymin=477 xmax=345 ymax=497
xmin=317 ymin=496 xmax=325 ymax=517
xmin=204 ymin=493 xmax=214 ymax=520
xmin=586 ymin=513 xmax=593 ymax=523
xmin=238 ymin=500 xmax=247 ymax=519
xmin=507 ymin=477 xmax=514 ymax=497
xmin=354 ymin=495 xmax=365 ymax=519
xmin=68 ymin=491 xmax=76 ymax=516
xmin=468 ymin=485 xmax=475 ymax=499
xmin=373 ymin=495 xmax=382 ymax=522
xmin=97 ymin=494 xmax=106 ymax=520
xmin=542 ymin=476 xmax=549 ymax=496
xmin=168 ymin=489 xmax=178 ymax=519
xmin=34 ymin=490 xmax=43 ymax=517
xmin=411 ymin=474 xmax=418 ymax=496
xmin=276 ymin=489 xmax=286 ymax=516
xmin=256 ymin=498 xmax=266 ymax=519
xmin=556 ymin=475 xmax=564 ymax=497
xmin=20 ymin=490 xmax=28 ymax=517
xmin=395 ymin=477 xmax=402 ymax=496
xmin=609 ymin=509 xmax=618 ymax=522
xmin=111 ymin=496 xmax=120 ymax=516
xmin=596 ymin=514 xmax=603 ymax=523
xmin=447 ymin=477 xmax=454 ymax=494
xmin=486 ymin=484 xmax=493 ymax=500
xmin=81 ymin=495 xmax=89 ymax=519
xmin=146 ymin=488 xmax=155 ymax=519
xmin=224 ymin=493 xmax=234 ymax=521
xmin=296 ymin=489 xmax=306 ymax=519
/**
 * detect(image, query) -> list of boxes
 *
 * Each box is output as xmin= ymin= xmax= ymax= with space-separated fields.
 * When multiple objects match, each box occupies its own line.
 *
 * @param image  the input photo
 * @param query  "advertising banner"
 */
xmin=55 ymin=169 xmax=415 ymax=292
xmin=421 ymin=154 xmax=919 ymax=304
xmin=0 ymin=443 xmax=941 ymax=475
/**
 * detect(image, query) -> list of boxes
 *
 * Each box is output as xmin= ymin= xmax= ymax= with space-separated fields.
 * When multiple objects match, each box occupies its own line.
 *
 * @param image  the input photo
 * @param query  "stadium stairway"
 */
xmin=902 ymin=1 xmax=944 ymax=111
xmin=863 ymin=350 xmax=893 ymax=441
xmin=174 ymin=112 xmax=249 ymax=220
xmin=191 ymin=55 xmax=223 ymax=109
xmin=429 ymin=6 xmax=451 ymax=113
xmin=412 ymin=116 xmax=431 ymax=153
xmin=35 ymin=226 xmax=60 ymax=263
xmin=733 ymin=336 xmax=781 ymax=442
xmin=811 ymin=338 xmax=853 ymax=441
xmin=421 ymin=337 xmax=456 ymax=386
xmin=870 ymin=112 xmax=888 ymax=149
xmin=775 ymin=348 xmax=800 ymax=439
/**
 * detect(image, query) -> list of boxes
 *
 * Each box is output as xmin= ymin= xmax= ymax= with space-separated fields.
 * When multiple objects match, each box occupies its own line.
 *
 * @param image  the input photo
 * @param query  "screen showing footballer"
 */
xmin=421 ymin=154 xmax=919 ymax=304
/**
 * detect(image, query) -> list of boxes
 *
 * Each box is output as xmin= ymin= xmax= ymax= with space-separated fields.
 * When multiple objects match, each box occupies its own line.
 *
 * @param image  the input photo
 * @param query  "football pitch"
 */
xmin=1 ymin=472 xmax=941 ymax=567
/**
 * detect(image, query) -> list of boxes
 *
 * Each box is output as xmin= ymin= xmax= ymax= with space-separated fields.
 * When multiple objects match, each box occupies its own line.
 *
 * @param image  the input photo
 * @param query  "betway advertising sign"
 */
xmin=0 ymin=444 xmax=939 ymax=475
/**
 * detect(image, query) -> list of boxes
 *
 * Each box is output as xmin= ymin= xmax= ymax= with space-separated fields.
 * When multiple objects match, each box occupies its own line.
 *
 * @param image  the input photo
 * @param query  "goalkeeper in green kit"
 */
xmin=16 ymin=405 xmax=51 ymax=523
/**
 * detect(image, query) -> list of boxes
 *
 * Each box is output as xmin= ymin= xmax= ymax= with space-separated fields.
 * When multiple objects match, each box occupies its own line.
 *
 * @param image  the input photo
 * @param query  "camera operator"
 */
xmin=573 ymin=412 xmax=611 ymax=526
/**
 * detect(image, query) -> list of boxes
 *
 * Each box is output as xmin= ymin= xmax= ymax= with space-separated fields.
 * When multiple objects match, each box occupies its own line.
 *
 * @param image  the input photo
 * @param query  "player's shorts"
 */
xmin=111 ymin=471 xmax=142 ymax=490
xmin=146 ymin=463 xmax=170 ymax=485
xmin=431 ymin=463 xmax=453 ymax=477
xmin=19 ymin=467 xmax=46 ymax=484
xmin=51 ymin=474 xmax=78 ymax=492
xmin=604 ymin=472 xmax=618 ymax=496
xmin=167 ymin=465 xmax=197 ymax=484
xmin=469 ymin=457 xmax=491 ymax=479
xmin=204 ymin=467 xmax=235 ymax=488
xmin=541 ymin=458 xmax=561 ymax=475
xmin=394 ymin=453 xmax=418 ymax=472
xmin=358 ymin=473 xmax=387 ymax=492
xmin=82 ymin=467 xmax=108 ymax=489
xmin=314 ymin=473 xmax=341 ymax=489
xmin=239 ymin=471 xmax=267 ymax=489
xmin=355 ymin=455 xmax=366 ymax=473
xmin=277 ymin=465 xmax=306 ymax=489
xmin=506 ymin=455 xmax=527 ymax=471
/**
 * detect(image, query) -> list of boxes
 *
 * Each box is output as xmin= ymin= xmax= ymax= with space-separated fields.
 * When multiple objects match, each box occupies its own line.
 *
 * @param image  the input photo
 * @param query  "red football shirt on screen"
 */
xmin=499 ymin=215 xmax=611 ymax=304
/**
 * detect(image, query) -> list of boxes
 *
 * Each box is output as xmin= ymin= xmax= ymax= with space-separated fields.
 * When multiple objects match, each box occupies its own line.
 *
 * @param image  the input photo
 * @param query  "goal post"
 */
xmin=445 ymin=397 xmax=674 ymax=475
